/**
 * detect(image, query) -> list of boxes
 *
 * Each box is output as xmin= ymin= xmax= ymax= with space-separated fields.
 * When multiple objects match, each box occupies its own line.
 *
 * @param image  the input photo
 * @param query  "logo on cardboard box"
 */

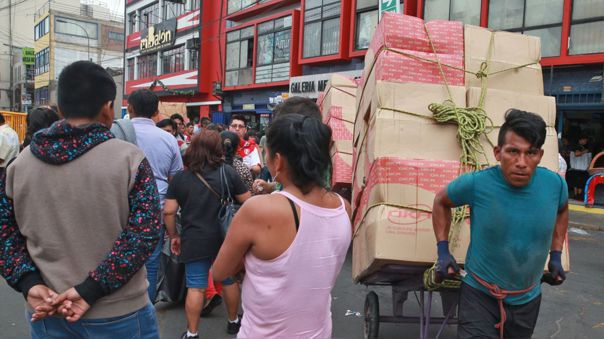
xmin=387 ymin=204 xmax=431 ymax=225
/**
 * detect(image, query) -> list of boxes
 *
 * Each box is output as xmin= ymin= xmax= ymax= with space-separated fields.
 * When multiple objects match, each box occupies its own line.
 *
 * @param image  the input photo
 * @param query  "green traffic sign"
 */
xmin=379 ymin=0 xmax=400 ymax=20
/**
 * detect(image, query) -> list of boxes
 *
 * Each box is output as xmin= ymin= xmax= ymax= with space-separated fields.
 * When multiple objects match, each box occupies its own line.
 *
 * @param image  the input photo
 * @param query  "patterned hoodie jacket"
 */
xmin=0 ymin=120 xmax=161 ymax=310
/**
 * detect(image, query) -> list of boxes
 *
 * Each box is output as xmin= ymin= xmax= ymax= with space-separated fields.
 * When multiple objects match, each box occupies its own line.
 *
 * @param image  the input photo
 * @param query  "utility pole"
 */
xmin=9 ymin=0 xmax=13 ymax=111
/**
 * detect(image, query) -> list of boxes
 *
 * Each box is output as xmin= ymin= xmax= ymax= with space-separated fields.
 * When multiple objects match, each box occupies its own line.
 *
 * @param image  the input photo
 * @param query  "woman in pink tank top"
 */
xmin=213 ymin=114 xmax=352 ymax=338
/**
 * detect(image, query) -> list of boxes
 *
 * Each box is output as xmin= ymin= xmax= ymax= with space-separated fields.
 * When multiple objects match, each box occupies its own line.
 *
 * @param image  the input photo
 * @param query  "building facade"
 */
xmin=124 ymin=0 xmax=222 ymax=120
xmin=123 ymin=0 xmax=604 ymax=144
xmin=33 ymin=1 xmax=125 ymax=107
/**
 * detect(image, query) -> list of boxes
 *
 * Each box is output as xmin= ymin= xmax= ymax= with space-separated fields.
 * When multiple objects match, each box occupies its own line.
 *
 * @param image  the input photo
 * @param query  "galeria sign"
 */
xmin=140 ymin=18 xmax=177 ymax=54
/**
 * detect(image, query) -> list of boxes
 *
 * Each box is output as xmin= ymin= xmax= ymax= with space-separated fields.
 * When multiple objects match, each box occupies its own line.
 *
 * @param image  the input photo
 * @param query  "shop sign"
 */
xmin=289 ymin=70 xmax=363 ymax=99
xmin=22 ymin=48 xmax=35 ymax=65
xmin=379 ymin=0 xmax=401 ymax=20
xmin=242 ymin=104 xmax=256 ymax=110
xmin=140 ymin=18 xmax=177 ymax=54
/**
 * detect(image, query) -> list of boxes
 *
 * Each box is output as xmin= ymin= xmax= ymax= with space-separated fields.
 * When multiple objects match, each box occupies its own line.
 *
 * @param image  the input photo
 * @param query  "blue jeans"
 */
xmin=145 ymin=234 xmax=163 ymax=302
xmin=28 ymin=303 xmax=159 ymax=339
xmin=185 ymin=258 xmax=234 ymax=288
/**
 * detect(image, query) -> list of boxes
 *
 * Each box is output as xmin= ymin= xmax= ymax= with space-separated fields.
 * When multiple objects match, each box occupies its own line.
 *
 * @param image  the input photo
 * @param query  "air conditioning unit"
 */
xmin=186 ymin=38 xmax=200 ymax=50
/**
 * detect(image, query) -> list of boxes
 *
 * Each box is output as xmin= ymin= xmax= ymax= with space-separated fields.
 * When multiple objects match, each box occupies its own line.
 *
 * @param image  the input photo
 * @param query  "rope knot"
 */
xmin=475 ymin=62 xmax=489 ymax=79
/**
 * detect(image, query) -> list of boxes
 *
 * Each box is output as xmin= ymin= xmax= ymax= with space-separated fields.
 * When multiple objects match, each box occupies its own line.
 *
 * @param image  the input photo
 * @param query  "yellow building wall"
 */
xmin=34 ymin=14 xmax=52 ymax=90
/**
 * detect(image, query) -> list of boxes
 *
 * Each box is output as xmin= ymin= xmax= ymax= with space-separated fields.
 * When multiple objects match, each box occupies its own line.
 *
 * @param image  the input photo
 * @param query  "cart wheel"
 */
xmin=364 ymin=291 xmax=380 ymax=339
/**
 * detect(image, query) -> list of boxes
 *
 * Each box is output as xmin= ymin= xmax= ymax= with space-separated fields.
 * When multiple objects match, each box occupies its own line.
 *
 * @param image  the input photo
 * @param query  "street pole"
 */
xmin=56 ymin=19 xmax=92 ymax=62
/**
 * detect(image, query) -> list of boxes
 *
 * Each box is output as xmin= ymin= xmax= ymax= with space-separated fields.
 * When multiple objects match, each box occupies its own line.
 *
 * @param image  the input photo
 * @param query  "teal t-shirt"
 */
xmin=447 ymin=166 xmax=568 ymax=305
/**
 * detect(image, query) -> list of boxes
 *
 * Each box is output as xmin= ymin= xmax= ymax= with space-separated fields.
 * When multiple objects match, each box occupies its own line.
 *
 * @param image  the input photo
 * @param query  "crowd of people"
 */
xmin=0 ymin=60 xmax=573 ymax=339
xmin=0 ymin=61 xmax=352 ymax=339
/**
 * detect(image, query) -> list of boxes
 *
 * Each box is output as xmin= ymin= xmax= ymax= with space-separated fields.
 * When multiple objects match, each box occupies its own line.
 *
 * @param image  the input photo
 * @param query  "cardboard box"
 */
xmin=331 ymin=150 xmax=353 ymax=189
xmin=465 ymin=25 xmax=543 ymax=95
xmin=352 ymin=158 xmax=471 ymax=281
xmin=325 ymin=106 xmax=354 ymax=140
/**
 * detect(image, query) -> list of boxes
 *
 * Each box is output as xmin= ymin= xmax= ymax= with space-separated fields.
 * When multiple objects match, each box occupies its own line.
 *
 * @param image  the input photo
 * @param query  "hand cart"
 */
xmin=360 ymin=264 xmax=461 ymax=339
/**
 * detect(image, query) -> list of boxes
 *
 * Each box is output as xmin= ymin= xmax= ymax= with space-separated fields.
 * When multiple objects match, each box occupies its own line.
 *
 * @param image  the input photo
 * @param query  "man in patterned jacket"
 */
xmin=0 ymin=61 xmax=162 ymax=338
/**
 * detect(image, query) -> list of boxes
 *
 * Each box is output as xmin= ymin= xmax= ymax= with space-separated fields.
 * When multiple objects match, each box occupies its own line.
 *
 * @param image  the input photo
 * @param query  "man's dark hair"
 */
xmin=0 ymin=113 xmax=5 ymax=124
xmin=58 ymin=61 xmax=116 ymax=119
xmin=230 ymin=114 xmax=247 ymax=125
xmin=273 ymin=96 xmax=322 ymax=120
xmin=170 ymin=113 xmax=184 ymax=122
xmin=156 ymin=118 xmax=177 ymax=135
xmin=201 ymin=117 xmax=211 ymax=127
xmin=498 ymin=109 xmax=546 ymax=148
xmin=128 ymin=89 xmax=159 ymax=118
xmin=267 ymin=114 xmax=332 ymax=194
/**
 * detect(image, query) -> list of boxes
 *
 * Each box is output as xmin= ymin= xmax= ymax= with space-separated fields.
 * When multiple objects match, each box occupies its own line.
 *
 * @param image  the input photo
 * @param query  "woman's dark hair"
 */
xmin=220 ymin=131 xmax=240 ymax=165
xmin=498 ymin=109 xmax=546 ymax=148
xmin=183 ymin=129 xmax=224 ymax=173
xmin=156 ymin=118 xmax=177 ymax=135
xmin=267 ymin=114 xmax=332 ymax=194
xmin=23 ymin=106 xmax=60 ymax=148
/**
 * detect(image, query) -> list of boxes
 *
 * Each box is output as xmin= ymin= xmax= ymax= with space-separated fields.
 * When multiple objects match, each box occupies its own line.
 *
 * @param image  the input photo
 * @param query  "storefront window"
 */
xmin=162 ymin=45 xmax=185 ymax=74
xmin=256 ymin=16 xmax=292 ymax=83
xmin=225 ymin=27 xmax=254 ymax=86
xmin=488 ymin=0 xmax=563 ymax=57
xmin=303 ymin=0 xmax=340 ymax=58
xmin=424 ymin=0 xmax=481 ymax=25
xmin=138 ymin=53 xmax=158 ymax=79
xmin=569 ymin=0 xmax=604 ymax=55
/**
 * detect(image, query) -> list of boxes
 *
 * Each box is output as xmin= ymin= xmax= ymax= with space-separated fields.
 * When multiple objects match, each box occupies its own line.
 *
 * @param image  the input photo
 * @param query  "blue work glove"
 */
xmin=435 ymin=240 xmax=459 ymax=282
xmin=543 ymin=250 xmax=565 ymax=285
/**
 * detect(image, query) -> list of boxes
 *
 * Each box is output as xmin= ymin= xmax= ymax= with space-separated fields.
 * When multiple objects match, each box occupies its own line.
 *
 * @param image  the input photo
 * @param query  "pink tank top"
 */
xmin=237 ymin=191 xmax=352 ymax=339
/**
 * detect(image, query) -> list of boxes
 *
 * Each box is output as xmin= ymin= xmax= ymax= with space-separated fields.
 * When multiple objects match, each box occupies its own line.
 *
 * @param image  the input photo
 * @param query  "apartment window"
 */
xmin=35 ymin=87 xmax=49 ymax=106
xmin=489 ymin=0 xmax=563 ymax=57
xmin=355 ymin=0 xmax=403 ymax=50
xmin=140 ymin=3 xmax=160 ymax=31
xmin=256 ymin=16 xmax=292 ymax=83
xmin=188 ymin=0 xmax=201 ymax=11
xmin=227 ymin=0 xmax=270 ymax=15
xmin=35 ymin=48 xmax=50 ymax=75
xmin=188 ymin=49 xmax=199 ymax=70
xmin=128 ymin=12 xmax=137 ymax=34
xmin=55 ymin=17 xmax=98 ymax=39
xmin=127 ymin=58 xmax=135 ymax=81
xmin=424 ymin=0 xmax=480 ymax=25
xmin=225 ymin=27 xmax=254 ymax=86
xmin=303 ymin=0 xmax=341 ymax=58
xmin=162 ymin=45 xmax=185 ymax=74
xmin=108 ymin=31 xmax=125 ymax=42
xmin=569 ymin=0 xmax=604 ymax=55
xmin=35 ymin=17 xmax=50 ymax=41
xmin=163 ymin=0 xmax=185 ymax=20
xmin=138 ymin=53 xmax=158 ymax=79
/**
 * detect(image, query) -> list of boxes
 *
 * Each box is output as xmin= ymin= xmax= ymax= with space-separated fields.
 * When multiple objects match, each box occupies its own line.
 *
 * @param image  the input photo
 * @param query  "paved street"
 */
xmin=1 ymin=230 xmax=603 ymax=339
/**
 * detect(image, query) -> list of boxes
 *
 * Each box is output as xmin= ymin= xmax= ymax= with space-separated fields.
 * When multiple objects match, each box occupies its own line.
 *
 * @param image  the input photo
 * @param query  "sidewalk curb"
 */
xmin=569 ymin=221 xmax=604 ymax=232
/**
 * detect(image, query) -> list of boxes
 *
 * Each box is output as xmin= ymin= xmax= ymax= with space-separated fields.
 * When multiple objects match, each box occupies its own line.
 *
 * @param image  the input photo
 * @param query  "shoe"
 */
xmin=201 ymin=294 xmax=223 ymax=317
xmin=181 ymin=331 xmax=199 ymax=339
xmin=226 ymin=315 xmax=242 ymax=335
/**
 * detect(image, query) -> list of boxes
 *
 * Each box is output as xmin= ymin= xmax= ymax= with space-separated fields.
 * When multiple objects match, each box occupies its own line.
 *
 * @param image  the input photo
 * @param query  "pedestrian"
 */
xmin=0 ymin=113 xmax=21 ymax=176
xmin=252 ymin=96 xmax=323 ymax=195
xmin=229 ymin=115 xmax=261 ymax=176
xmin=432 ymin=109 xmax=569 ymax=339
xmin=22 ymin=106 xmax=60 ymax=149
xmin=171 ymin=113 xmax=188 ymax=144
xmin=568 ymin=135 xmax=592 ymax=200
xmin=126 ymin=89 xmax=184 ymax=302
xmin=213 ymin=113 xmax=352 ymax=338
xmin=222 ymin=131 xmax=253 ymax=192
xmin=0 ymin=61 xmax=161 ymax=338
xmin=157 ymin=118 xmax=178 ymax=136
xmin=163 ymin=130 xmax=251 ymax=339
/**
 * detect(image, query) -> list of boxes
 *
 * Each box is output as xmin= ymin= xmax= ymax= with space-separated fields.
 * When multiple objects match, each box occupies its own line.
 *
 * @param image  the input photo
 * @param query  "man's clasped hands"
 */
xmin=27 ymin=284 xmax=90 ymax=323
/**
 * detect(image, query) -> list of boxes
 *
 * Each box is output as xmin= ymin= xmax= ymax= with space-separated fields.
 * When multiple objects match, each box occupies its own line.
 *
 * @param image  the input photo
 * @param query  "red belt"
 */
xmin=471 ymin=273 xmax=535 ymax=339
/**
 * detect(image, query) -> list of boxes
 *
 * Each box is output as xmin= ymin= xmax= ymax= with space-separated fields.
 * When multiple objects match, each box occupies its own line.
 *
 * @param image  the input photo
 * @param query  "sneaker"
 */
xmin=181 ymin=331 xmax=199 ymax=339
xmin=201 ymin=294 xmax=223 ymax=317
xmin=226 ymin=316 xmax=242 ymax=335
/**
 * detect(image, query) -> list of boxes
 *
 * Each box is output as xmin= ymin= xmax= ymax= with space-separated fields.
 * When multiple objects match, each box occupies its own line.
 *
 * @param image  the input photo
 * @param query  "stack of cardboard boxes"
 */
xmin=318 ymin=74 xmax=358 ymax=192
xmin=351 ymin=13 xmax=568 ymax=282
